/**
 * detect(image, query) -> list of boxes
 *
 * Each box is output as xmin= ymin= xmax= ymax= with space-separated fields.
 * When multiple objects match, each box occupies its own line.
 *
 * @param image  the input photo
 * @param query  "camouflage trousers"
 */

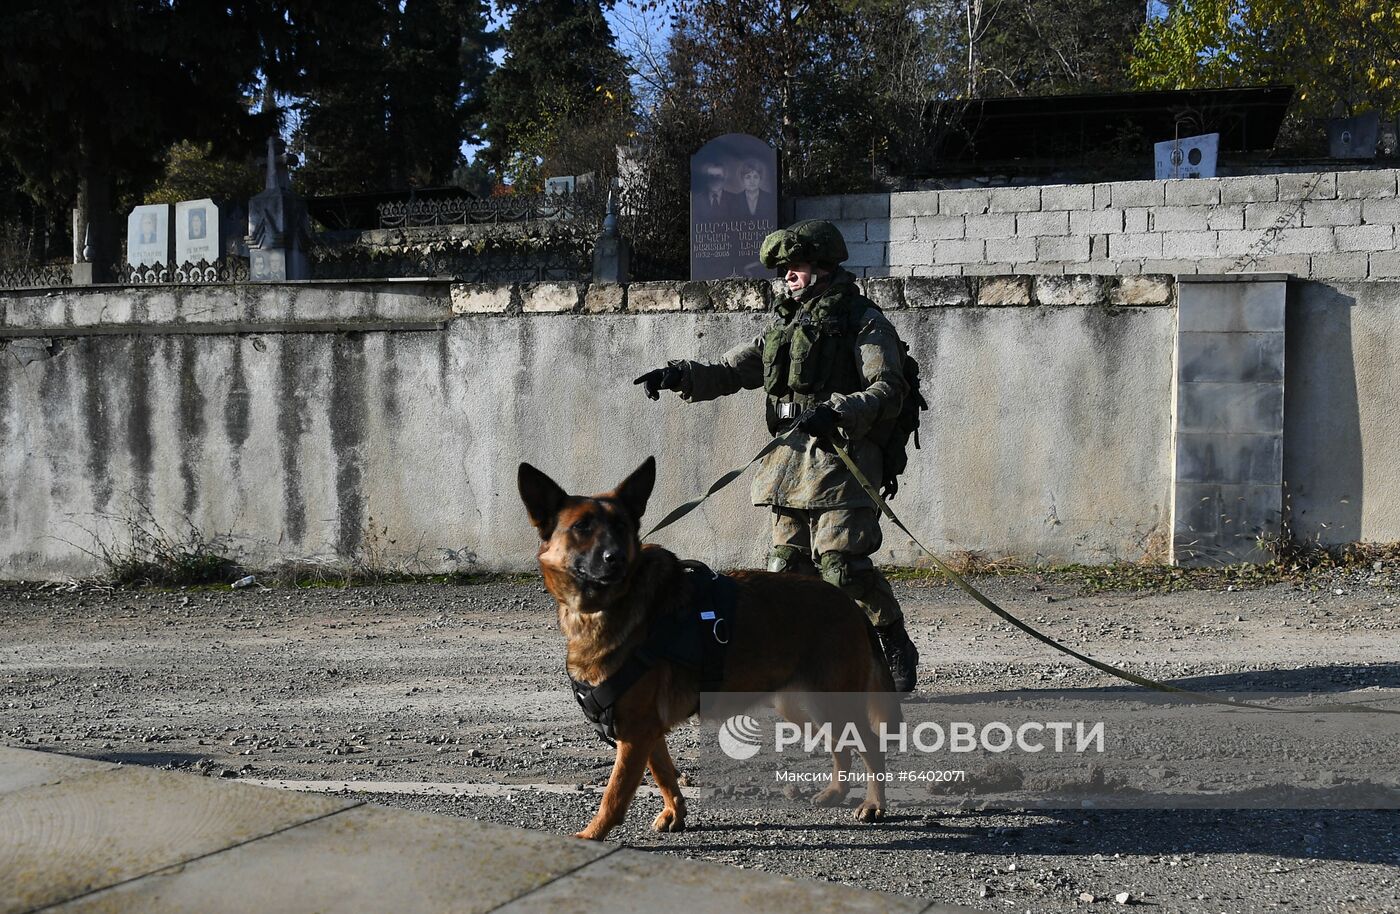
xmin=767 ymin=505 xmax=904 ymax=628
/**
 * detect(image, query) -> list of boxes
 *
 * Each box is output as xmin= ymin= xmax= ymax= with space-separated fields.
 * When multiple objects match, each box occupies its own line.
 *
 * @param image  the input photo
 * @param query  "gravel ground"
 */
xmin=2 ymin=573 xmax=1398 ymax=912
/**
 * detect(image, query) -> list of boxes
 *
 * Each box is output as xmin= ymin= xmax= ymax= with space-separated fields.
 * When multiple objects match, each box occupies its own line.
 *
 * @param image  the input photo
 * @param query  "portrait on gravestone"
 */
xmin=175 ymin=199 xmax=220 ymax=265
xmin=727 ymin=159 xmax=774 ymax=220
xmin=693 ymin=162 xmax=732 ymax=223
xmin=127 ymin=204 xmax=171 ymax=268
xmin=689 ymin=133 xmax=778 ymax=281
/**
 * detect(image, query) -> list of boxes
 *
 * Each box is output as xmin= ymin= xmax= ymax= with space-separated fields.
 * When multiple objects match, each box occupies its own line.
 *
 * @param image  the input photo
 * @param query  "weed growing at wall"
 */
xmin=884 ymin=545 xmax=1400 ymax=595
xmin=89 ymin=508 xmax=241 ymax=588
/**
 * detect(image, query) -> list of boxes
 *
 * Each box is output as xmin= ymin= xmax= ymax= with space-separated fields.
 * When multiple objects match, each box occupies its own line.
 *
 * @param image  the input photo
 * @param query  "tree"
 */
xmin=1130 ymin=0 xmax=1400 ymax=144
xmin=0 ymin=1 xmax=270 ymax=264
xmin=908 ymin=0 xmax=1146 ymax=101
xmin=292 ymin=0 xmax=497 ymax=194
xmin=481 ymin=0 xmax=634 ymax=187
xmin=143 ymin=141 xmax=265 ymax=207
xmin=974 ymin=0 xmax=1145 ymax=96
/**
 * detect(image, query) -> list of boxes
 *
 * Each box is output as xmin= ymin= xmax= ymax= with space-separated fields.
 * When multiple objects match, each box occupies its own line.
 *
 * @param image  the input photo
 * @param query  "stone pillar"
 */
xmin=70 ymin=191 xmax=113 ymax=286
xmin=1171 ymin=273 xmax=1288 ymax=566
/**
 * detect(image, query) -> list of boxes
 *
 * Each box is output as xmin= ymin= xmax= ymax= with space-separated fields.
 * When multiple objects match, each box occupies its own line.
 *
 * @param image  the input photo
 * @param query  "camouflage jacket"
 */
xmin=670 ymin=271 xmax=907 ymax=510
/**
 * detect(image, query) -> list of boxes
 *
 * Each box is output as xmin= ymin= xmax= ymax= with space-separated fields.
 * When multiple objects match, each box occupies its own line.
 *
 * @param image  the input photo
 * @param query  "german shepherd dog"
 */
xmin=518 ymin=456 xmax=901 ymax=841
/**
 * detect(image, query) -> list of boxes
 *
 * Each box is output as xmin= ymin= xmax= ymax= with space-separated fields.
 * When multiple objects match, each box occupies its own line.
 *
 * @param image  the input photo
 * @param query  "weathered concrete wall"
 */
xmin=795 ymin=169 xmax=1400 ymax=282
xmin=1285 ymin=280 xmax=1400 ymax=545
xmin=0 ymin=277 xmax=1174 ymax=579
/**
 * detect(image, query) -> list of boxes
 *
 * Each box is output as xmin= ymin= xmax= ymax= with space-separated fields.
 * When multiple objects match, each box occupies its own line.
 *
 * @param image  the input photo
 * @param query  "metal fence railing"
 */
xmin=0 ymin=191 xmax=608 ymax=291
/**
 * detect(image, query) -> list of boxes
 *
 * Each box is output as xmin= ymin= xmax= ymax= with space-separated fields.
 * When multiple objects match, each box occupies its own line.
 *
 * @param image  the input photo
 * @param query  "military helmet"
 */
xmin=759 ymin=219 xmax=849 ymax=269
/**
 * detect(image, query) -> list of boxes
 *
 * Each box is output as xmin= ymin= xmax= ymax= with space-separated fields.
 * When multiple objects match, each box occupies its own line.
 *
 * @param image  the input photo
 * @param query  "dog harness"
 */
xmin=568 ymin=561 xmax=736 ymax=746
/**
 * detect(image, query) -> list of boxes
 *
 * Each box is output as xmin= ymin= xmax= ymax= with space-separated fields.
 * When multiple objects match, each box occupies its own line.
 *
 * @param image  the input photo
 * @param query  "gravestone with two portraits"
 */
xmin=689 ymin=134 xmax=779 ymax=281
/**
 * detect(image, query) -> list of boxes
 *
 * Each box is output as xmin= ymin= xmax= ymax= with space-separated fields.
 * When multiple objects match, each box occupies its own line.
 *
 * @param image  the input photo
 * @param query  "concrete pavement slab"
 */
xmin=0 ymin=765 xmax=355 ymax=913
xmin=51 ymin=803 xmax=614 ymax=914
xmin=0 ymin=747 xmax=114 ymax=797
xmin=494 ymin=847 xmax=946 ymax=914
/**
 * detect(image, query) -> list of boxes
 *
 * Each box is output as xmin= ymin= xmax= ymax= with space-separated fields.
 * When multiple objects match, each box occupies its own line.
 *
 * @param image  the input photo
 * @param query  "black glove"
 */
xmin=633 ymin=365 xmax=683 ymax=400
xmin=881 ymin=478 xmax=899 ymax=501
xmin=796 ymin=403 xmax=841 ymax=439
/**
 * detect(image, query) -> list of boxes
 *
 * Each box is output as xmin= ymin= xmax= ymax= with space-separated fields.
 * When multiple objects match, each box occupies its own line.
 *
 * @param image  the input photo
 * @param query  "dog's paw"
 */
xmin=811 ymin=785 xmax=848 ymax=808
xmin=652 ymin=807 xmax=686 ymax=833
xmin=573 ymin=829 xmax=606 ymax=841
xmin=853 ymin=801 xmax=885 ymax=823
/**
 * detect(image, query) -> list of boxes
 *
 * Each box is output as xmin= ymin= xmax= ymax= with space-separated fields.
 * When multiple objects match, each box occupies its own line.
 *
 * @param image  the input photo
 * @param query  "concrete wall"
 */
xmin=0 ymin=276 xmax=1175 ymax=579
xmin=1285 ymin=280 xmax=1400 ymax=546
xmin=794 ymin=169 xmax=1400 ymax=282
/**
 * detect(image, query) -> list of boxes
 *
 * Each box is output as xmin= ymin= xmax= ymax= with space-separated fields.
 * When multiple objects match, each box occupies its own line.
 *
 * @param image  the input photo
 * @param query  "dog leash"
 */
xmin=645 ymin=428 xmax=800 ymax=538
xmin=824 ymin=441 xmax=1400 ymax=716
xmin=646 ymin=429 xmax=1399 ymax=716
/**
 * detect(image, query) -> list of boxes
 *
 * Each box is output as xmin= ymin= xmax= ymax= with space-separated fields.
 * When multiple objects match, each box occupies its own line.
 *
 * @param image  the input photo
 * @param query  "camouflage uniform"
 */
xmin=668 ymin=267 xmax=908 ymax=629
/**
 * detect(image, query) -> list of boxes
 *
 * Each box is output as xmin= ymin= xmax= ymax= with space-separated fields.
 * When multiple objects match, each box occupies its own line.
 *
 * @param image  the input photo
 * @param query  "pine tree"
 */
xmin=292 ymin=0 xmax=497 ymax=195
xmin=481 ymin=0 xmax=634 ymax=187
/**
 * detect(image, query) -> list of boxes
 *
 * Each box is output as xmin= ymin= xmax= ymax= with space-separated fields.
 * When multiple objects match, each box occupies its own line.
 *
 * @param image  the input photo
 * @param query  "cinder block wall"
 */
xmin=794 ymin=170 xmax=1400 ymax=282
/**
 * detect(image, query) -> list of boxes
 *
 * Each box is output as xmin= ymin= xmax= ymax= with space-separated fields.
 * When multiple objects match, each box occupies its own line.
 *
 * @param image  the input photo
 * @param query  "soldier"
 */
xmin=633 ymin=220 xmax=920 ymax=692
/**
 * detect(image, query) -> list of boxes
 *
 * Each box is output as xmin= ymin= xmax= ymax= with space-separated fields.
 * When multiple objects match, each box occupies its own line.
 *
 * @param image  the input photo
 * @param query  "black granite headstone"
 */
xmin=689 ymin=134 xmax=778 ymax=281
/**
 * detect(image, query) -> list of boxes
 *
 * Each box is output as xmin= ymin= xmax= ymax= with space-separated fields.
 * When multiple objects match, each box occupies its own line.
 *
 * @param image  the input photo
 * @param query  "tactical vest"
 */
xmin=760 ymin=279 xmax=868 ymax=434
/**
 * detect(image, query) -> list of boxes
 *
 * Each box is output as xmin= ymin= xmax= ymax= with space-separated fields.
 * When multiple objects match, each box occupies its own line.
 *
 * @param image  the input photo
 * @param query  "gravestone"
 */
xmin=544 ymin=176 xmax=575 ymax=196
xmin=690 ymin=134 xmax=778 ymax=281
xmin=1154 ymin=133 xmax=1219 ymax=180
xmin=246 ymin=137 xmax=311 ymax=281
xmin=175 ymin=199 xmax=220 ymax=265
xmin=1327 ymin=113 xmax=1380 ymax=159
xmin=127 ymin=204 xmax=172 ymax=269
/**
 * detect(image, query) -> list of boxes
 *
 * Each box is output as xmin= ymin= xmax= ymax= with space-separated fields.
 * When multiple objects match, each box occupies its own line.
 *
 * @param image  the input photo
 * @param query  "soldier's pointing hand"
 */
xmin=633 ymin=365 xmax=683 ymax=400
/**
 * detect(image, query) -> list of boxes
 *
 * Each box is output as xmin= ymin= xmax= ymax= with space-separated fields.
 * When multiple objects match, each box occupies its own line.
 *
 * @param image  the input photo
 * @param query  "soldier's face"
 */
xmin=785 ymin=262 xmax=819 ymax=293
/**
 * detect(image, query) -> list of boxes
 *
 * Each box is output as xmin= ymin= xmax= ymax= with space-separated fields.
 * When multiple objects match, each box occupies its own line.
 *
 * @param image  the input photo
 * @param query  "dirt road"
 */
xmin=2 ymin=573 xmax=1397 ymax=912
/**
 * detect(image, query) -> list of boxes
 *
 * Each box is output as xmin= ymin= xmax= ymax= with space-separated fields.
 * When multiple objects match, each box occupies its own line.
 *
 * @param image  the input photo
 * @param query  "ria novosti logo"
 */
xmin=717 ymin=715 xmax=764 ymax=760
xmin=716 ymin=716 xmax=1106 ymax=758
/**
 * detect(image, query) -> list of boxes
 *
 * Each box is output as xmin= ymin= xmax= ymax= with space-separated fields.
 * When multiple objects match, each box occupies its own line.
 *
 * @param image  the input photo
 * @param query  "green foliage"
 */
xmin=144 ymin=141 xmax=264 ymax=206
xmin=1130 ymin=0 xmax=1400 ymax=134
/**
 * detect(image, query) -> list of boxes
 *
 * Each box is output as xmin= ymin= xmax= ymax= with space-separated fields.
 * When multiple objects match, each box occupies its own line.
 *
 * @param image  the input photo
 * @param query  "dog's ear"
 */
xmin=518 ymin=463 xmax=568 ymax=538
xmin=612 ymin=456 xmax=656 ymax=525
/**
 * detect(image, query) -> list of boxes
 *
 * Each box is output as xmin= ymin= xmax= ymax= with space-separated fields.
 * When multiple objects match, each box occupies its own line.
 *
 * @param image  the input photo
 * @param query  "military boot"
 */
xmin=875 ymin=620 xmax=919 ymax=693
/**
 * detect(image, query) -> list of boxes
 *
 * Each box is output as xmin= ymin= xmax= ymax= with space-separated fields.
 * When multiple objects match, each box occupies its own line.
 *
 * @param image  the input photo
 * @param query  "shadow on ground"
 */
xmin=663 ymin=807 xmax=1397 ymax=865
